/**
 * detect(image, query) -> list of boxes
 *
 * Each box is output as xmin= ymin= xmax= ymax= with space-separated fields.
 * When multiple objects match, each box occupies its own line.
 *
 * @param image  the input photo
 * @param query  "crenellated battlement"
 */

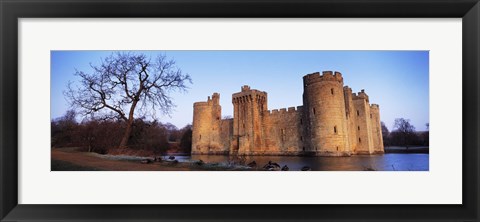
xmin=303 ymin=71 xmax=344 ymax=86
xmin=232 ymin=85 xmax=267 ymax=104
xmin=352 ymin=89 xmax=369 ymax=101
xmin=343 ymin=86 xmax=353 ymax=92
xmin=370 ymin=104 xmax=380 ymax=109
xmin=265 ymin=106 xmax=302 ymax=116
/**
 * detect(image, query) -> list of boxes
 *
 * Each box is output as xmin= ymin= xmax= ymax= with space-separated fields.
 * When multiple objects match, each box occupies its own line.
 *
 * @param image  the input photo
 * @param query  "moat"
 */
xmin=179 ymin=153 xmax=429 ymax=171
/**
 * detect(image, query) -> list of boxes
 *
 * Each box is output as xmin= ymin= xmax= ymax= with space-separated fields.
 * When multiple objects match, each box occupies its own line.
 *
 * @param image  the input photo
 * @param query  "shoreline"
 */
xmin=51 ymin=147 xmax=429 ymax=171
xmin=384 ymin=146 xmax=429 ymax=154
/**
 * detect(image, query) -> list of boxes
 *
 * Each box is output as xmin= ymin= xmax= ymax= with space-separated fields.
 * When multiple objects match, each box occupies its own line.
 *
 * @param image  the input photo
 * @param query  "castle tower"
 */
xmin=352 ymin=90 xmax=375 ymax=154
xmin=231 ymin=85 xmax=267 ymax=155
xmin=343 ymin=86 xmax=359 ymax=153
xmin=370 ymin=104 xmax=385 ymax=153
xmin=303 ymin=71 xmax=350 ymax=156
xmin=191 ymin=93 xmax=223 ymax=154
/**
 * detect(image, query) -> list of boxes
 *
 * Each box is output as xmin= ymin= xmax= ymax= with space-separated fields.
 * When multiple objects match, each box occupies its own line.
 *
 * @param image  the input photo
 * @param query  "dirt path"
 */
xmin=51 ymin=148 xmax=191 ymax=171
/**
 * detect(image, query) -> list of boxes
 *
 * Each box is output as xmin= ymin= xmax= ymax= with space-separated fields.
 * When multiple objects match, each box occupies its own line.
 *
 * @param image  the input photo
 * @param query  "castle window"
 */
xmin=334 ymin=126 xmax=337 ymax=134
xmin=331 ymin=88 xmax=334 ymax=95
xmin=357 ymin=110 xmax=360 ymax=116
xmin=243 ymin=123 xmax=245 ymax=128
xmin=370 ymin=114 xmax=372 ymax=118
xmin=303 ymin=147 xmax=305 ymax=151
xmin=359 ymin=137 xmax=361 ymax=143
xmin=313 ymin=108 xmax=316 ymax=115
xmin=300 ymin=119 xmax=303 ymax=125
xmin=199 ymin=135 xmax=202 ymax=140
xmin=336 ymin=146 xmax=339 ymax=151
xmin=300 ymin=136 xmax=303 ymax=141
xmin=358 ymin=126 xmax=360 ymax=131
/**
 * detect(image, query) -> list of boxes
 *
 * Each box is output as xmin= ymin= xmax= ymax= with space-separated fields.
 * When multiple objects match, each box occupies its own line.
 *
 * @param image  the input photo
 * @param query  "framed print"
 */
xmin=1 ymin=0 xmax=479 ymax=221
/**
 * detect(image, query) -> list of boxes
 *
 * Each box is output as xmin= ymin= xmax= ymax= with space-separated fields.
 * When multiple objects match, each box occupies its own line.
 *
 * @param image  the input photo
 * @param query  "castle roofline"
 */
xmin=193 ymin=101 xmax=209 ymax=106
xmin=232 ymin=85 xmax=267 ymax=97
xmin=303 ymin=71 xmax=343 ymax=85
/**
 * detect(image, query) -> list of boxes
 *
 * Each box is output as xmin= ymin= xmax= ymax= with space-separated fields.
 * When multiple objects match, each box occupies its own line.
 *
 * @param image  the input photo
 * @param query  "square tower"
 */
xmin=231 ymin=85 xmax=267 ymax=155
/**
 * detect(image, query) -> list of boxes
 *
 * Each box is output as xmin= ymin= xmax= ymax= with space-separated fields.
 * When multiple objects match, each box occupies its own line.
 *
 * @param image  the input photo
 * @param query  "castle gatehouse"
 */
xmin=191 ymin=71 xmax=384 ymax=156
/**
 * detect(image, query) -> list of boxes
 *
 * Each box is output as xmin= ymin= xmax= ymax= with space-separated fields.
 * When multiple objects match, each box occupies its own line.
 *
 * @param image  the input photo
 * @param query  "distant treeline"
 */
xmin=52 ymin=111 xmax=428 ymax=155
xmin=51 ymin=110 xmax=192 ymax=155
xmin=381 ymin=119 xmax=429 ymax=148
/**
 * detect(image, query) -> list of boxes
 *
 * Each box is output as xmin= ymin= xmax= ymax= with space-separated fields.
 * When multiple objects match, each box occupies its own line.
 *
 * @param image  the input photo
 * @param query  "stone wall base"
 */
xmin=191 ymin=151 xmax=229 ymax=155
xmin=192 ymin=150 xmax=383 ymax=156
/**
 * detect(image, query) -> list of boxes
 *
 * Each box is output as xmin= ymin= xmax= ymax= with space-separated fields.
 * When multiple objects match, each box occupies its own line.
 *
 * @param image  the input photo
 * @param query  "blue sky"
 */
xmin=51 ymin=50 xmax=429 ymax=131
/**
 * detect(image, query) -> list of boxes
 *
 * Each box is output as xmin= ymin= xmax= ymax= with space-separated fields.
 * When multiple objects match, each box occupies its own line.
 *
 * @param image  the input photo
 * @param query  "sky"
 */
xmin=51 ymin=50 xmax=429 ymax=131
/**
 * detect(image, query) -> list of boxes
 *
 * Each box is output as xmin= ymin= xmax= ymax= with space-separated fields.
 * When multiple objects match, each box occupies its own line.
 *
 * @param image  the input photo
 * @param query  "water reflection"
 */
xmin=179 ymin=154 xmax=429 ymax=171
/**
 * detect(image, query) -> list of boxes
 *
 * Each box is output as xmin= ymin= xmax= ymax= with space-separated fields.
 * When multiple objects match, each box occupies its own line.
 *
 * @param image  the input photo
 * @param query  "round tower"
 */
xmin=303 ymin=71 xmax=350 ymax=156
xmin=192 ymin=93 xmax=221 ymax=154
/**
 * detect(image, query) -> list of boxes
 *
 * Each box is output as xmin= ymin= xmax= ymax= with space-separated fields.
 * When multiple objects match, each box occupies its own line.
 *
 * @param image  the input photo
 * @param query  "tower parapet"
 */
xmin=303 ymin=71 xmax=344 ymax=86
xmin=194 ymin=92 xmax=220 ymax=107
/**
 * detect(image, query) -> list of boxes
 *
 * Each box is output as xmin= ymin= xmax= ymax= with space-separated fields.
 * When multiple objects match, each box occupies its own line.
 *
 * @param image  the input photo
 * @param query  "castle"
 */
xmin=191 ymin=71 xmax=384 ymax=156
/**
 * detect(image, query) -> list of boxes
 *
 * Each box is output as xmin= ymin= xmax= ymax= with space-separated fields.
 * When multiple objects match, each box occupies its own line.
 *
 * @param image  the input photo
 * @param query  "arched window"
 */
xmin=358 ymin=137 xmax=361 ymax=143
xmin=313 ymin=108 xmax=316 ymax=115
xmin=331 ymin=88 xmax=334 ymax=95
xmin=357 ymin=110 xmax=360 ymax=116
xmin=199 ymin=135 xmax=202 ymax=140
xmin=358 ymin=126 xmax=360 ymax=131
xmin=334 ymin=126 xmax=337 ymax=133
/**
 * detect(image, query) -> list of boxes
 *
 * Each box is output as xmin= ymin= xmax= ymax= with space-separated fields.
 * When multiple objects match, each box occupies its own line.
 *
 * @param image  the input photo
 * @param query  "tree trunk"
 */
xmin=118 ymin=101 xmax=138 ymax=149
xmin=119 ymin=117 xmax=134 ymax=149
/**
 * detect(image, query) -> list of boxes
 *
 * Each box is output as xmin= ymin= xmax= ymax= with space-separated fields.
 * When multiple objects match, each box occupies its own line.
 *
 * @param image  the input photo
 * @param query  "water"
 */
xmin=177 ymin=154 xmax=429 ymax=171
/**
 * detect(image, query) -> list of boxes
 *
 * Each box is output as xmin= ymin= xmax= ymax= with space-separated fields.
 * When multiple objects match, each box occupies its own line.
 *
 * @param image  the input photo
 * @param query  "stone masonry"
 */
xmin=191 ymin=71 xmax=384 ymax=156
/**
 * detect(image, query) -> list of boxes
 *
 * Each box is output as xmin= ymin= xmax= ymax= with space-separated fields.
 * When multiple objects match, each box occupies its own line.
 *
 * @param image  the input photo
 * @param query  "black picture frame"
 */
xmin=1 ymin=0 xmax=479 ymax=221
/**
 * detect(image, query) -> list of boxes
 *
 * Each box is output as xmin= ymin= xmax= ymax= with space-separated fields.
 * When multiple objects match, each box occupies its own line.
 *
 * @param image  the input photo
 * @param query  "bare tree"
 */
xmin=65 ymin=52 xmax=191 ymax=148
xmin=392 ymin=118 xmax=416 ymax=149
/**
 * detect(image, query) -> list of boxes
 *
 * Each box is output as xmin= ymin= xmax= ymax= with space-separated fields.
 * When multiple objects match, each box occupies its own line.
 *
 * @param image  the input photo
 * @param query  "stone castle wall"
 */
xmin=191 ymin=71 xmax=384 ymax=156
xmin=262 ymin=106 xmax=304 ymax=155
